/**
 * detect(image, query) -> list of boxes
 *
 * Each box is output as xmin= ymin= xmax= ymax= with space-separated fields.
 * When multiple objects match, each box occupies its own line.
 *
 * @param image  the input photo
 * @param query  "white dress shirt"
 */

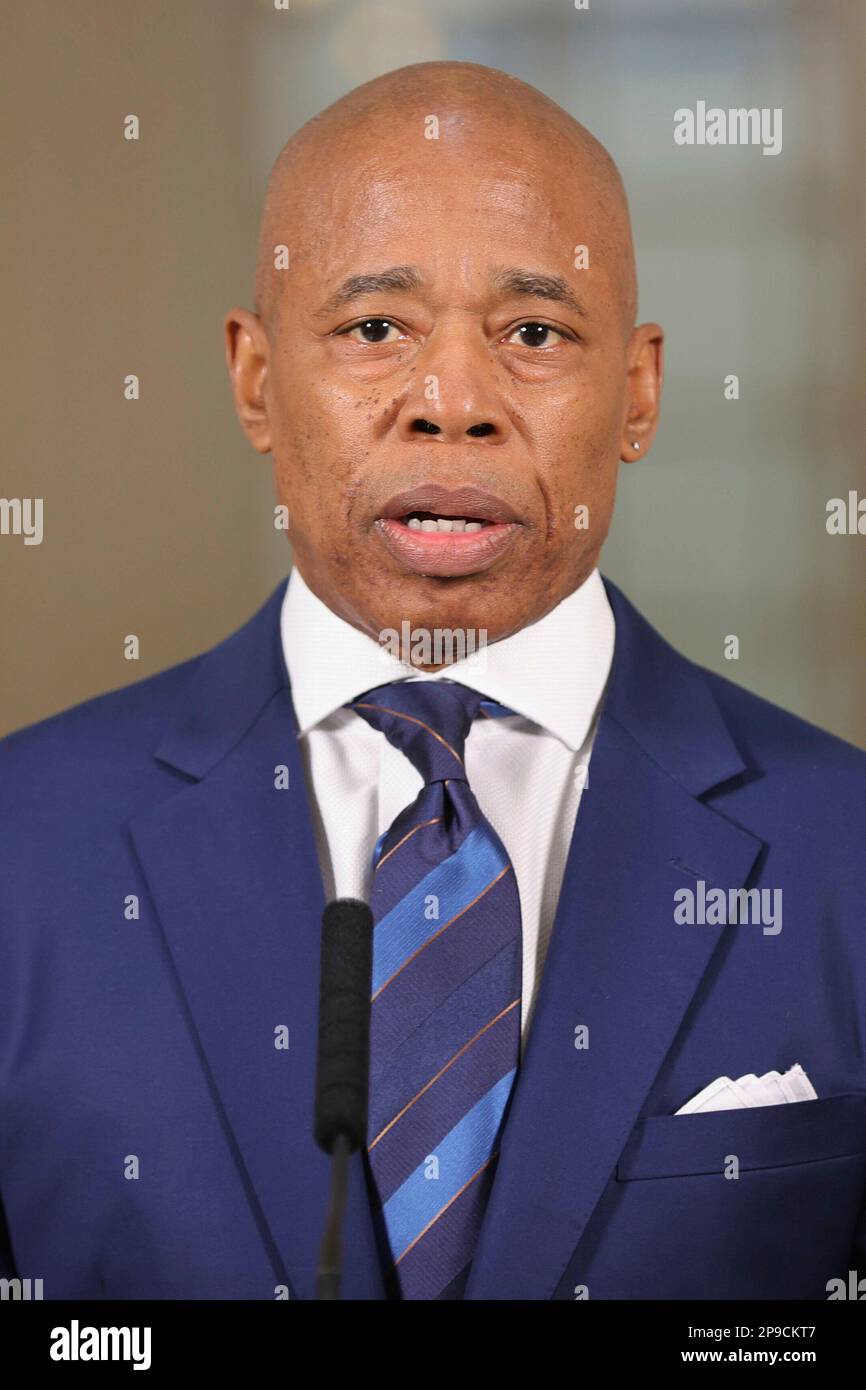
xmin=281 ymin=567 xmax=615 ymax=1041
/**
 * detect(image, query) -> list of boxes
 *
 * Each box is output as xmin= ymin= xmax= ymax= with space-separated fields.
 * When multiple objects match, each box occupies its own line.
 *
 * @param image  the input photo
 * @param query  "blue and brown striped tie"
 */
xmin=347 ymin=679 xmax=523 ymax=1299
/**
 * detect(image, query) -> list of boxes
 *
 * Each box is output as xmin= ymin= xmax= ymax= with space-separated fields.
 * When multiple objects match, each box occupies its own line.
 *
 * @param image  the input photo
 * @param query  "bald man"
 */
xmin=1 ymin=62 xmax=865 ymax=1303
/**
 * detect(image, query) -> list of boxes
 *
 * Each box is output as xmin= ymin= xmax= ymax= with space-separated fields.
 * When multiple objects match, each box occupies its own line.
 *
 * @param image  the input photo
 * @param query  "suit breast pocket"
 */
xmin=568 ymin=1091 xmax=866 ymax=1298
xmin=616 ymin=1090 xmax=866 ymax=1181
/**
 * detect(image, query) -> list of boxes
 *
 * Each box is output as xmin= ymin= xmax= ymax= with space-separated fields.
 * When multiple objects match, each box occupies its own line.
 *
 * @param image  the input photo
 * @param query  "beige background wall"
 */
xmin=2 ymin=0 xmax=864 ymax=746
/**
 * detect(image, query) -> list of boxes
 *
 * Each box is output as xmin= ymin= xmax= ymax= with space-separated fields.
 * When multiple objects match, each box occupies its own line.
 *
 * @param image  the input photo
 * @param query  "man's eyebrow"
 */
xmin=491 ymin=267 xmax=589 ymax=317
xmin=317 ymin=265 xmax=424 ymax=314
xmin=315 ymin=263 xmax=589 ymax=318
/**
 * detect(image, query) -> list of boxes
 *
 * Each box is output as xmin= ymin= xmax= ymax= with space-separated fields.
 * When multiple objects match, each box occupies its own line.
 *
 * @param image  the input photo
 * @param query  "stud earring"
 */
xmin=632 ymin=441 xmax=641 ymax=450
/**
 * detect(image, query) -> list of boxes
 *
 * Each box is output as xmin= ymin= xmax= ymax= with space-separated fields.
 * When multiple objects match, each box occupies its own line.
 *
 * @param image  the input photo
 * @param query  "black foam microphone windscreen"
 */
xmin=314 ymin=898 xmax=374 ymax=1155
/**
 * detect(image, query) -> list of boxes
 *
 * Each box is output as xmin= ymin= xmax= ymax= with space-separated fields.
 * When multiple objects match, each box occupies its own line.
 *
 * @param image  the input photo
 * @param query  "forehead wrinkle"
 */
xmin=255 ymin=62 xmax=638 ymax=335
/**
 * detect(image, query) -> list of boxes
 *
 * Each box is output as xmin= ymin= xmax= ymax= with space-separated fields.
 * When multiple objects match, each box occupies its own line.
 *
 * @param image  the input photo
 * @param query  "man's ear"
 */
xmin=619 ymin=322 xmax=664 ymax=462
xmin=223 ymin=308 xmax=272 ymax=454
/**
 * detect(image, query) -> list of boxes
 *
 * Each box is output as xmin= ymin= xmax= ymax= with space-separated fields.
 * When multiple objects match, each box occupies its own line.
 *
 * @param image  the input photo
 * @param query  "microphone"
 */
xmin=313 ymin=898 xmax=374 ymax=1300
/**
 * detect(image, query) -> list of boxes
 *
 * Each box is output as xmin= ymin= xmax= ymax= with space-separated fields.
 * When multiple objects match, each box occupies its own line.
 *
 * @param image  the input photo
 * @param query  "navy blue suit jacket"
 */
xmin=2 ymin=576 xmax=865 ymax=1300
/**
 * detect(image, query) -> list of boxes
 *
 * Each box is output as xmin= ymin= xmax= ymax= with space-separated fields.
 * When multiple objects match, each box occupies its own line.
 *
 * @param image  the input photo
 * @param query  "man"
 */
xmin=1 ymin=61 xmax=865 ymax=1301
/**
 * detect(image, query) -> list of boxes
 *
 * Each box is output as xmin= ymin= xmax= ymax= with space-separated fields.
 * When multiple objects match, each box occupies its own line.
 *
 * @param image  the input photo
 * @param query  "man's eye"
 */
xmin=345 ymin=318 xmax=403 ymax=344
xmin=505 ymin=322 xmax=568 ymax=348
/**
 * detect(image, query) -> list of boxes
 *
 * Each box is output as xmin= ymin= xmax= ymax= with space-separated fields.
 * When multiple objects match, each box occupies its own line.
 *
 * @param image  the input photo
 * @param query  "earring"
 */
xmin=632 ymin=441 xmax=641 ymax=450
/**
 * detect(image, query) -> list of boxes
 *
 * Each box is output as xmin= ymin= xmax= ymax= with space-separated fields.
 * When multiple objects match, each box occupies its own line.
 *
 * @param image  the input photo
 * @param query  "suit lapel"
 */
xmin=465 ymin=581 xmax=764 ymax=1300
xmin=128 ymin=581 xmax=385 ymax=1301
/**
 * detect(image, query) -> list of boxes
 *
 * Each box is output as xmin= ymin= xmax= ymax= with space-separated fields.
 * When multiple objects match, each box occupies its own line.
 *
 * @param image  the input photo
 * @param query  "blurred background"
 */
xmin=2 ymin=0 xmax=864 ymax=744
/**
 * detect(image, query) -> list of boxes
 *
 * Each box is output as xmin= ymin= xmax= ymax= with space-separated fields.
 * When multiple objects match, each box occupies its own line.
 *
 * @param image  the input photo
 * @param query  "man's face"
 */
xmin=227 ymin=128 xmax=661 ymax=657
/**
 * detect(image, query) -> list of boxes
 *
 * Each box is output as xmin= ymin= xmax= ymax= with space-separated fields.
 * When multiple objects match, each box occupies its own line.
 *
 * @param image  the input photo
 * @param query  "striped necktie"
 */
xmin=347 ymin=679 xmax=523 ymax=1300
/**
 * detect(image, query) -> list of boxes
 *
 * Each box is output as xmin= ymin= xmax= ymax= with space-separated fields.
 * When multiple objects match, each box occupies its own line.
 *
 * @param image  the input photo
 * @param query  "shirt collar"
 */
xmin=281 ymin=566 xmax=615 ymax=753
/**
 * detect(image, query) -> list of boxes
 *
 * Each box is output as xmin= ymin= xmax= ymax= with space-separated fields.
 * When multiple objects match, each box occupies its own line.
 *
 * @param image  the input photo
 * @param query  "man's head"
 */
xmin=225 ymin=61 xmax=663 ymax=663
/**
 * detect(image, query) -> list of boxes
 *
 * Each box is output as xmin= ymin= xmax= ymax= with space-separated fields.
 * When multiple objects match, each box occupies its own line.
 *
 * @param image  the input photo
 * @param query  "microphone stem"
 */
xmin=316 ymin=1131 xmax=352 ymax=1300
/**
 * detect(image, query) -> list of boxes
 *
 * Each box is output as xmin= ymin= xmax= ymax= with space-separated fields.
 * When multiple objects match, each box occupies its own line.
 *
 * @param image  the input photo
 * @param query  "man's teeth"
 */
xmin=405 ymin=516 xmax=486 ymax=533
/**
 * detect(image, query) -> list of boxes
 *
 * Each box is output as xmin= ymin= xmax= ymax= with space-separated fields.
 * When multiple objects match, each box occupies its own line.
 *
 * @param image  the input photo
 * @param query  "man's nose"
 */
xmin=394 ymin=328 xmax=511 ymax=444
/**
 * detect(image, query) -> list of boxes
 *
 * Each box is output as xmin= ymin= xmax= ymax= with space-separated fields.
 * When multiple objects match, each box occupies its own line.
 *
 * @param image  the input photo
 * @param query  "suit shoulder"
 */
xmin=701 ymin=664 xmax=866 ymax=780
xmin=603 ymin=577 xmax=866 ymax=818
xmin=0 ymin=581 xmax=288 ymax=835
xmin=0 ymin=655 xmax=203 ymax=786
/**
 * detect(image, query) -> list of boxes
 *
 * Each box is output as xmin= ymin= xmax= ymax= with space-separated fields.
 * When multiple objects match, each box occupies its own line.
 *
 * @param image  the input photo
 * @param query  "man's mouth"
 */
xmin=402 ymin=511 xmax=491 ymax=533
xmin=374 ymin=484 xmax=523 ymax=577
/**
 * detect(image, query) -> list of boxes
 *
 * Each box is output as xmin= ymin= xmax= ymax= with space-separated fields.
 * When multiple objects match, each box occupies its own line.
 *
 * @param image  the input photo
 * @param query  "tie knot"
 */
xmin=347 ymin=680 xmax=511 ymax=785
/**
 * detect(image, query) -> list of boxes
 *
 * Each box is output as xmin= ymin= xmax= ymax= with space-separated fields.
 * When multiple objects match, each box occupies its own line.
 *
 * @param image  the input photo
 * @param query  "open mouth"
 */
xmin=400 ymin=510 xmax=494 ymax=533
xmin=374 ymin=485 xmax=523 ymax=577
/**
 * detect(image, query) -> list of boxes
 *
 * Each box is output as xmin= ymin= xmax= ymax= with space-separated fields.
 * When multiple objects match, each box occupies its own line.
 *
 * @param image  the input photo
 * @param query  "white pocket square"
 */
xmin=676 ymin=1063 xmax=817 ymax=1114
